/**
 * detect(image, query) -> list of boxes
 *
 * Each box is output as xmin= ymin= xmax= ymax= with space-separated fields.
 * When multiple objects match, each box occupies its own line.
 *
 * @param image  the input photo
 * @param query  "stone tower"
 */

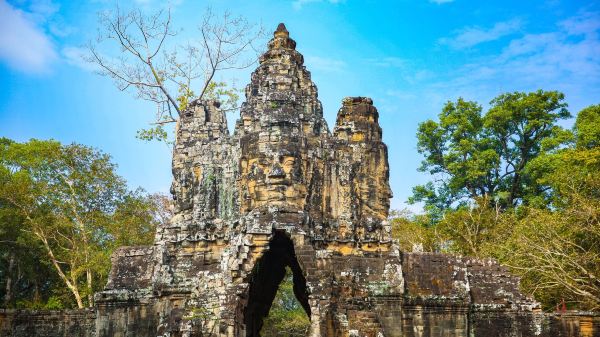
xmin=94 ymin=24 xmax=564 ymax=337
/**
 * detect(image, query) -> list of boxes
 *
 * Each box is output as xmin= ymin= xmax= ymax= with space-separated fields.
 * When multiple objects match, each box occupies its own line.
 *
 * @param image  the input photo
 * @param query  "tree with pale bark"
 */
xmin=0 ymin=138 xmax=160 ymax=308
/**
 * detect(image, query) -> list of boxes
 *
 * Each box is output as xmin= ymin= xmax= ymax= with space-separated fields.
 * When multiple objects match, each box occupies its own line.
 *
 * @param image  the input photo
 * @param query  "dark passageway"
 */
xmin=244 ymin=231 xmax=310 ymax=337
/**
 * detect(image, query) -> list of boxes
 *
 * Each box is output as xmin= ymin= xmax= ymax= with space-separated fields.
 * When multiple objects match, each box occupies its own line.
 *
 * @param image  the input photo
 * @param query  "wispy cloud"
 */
xmin=368 ymin=57 xmax=433 ymax=84
xmin=429 ymin=0 xmax=454 ymax=4
xmin=0 ymin=0 xmax=58 ymax=73
xmin=368 ymin=57 xmax=407 ymax=68
xmin=439 ymin=19 xmax=523 ymax=49
xmin=386 ymin=89 xmax=417 ymax=101
xmin=292 ymin=0 xmax=344 ymax=10
xmin=305 ymin=56 xmax=346 ymax=72
xmin=62 ymin=46 xmax=98 ymax=72
xmin=429 ymin=11 xmax=600 ymax=111
xmin=560 ymin=11 xmax=600 ymax=36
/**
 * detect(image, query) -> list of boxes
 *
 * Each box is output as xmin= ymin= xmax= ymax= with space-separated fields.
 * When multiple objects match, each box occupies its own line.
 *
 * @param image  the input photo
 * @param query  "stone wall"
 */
xmin=3 ymin=307 xmax=599 ymax=336
xmin=0 ymin=309 xmax=96 ymax=337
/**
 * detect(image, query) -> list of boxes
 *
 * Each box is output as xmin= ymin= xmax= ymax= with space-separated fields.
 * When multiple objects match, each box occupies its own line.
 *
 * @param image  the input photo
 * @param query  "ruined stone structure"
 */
xmin=3 ymin=24 xmax=600 ymax=337
xmin=89 ymin=23 xmax=600 ymax=337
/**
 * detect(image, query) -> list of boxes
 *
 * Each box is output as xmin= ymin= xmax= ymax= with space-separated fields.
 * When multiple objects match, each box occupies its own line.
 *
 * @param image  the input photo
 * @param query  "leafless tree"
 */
xmin=148 ymin=192 xmax=174 ymax=226
xmin=88 ymin=5 xmax=264 ymax=142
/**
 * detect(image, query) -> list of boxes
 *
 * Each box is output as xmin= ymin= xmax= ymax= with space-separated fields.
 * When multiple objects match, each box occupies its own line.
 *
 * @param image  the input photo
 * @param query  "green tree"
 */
xmin=410 ymin=90 xmax=571 ymax=218
xmin=436 ymin=196 xmax=515 ymax=258
xmin=0 ymin=139 xmax=160 ymax=308
xmin=0 ymin=194 xmax=61 ymax=309
xmin=260 ymin=268 xmax=311 ymax=337
xmin=389 ymin=209 xmax=439 ymax=252
xmin=574 ymin=104 xmax=600 ymax=149
xmin=497 ymin=104 xmax=600 ymax=310
xmin=416 ymin=104 xmax=600 ymax=310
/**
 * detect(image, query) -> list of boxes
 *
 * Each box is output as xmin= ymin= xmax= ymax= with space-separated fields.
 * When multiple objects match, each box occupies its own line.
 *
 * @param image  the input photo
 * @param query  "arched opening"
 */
xmin=244 ymin=231 xmax=310 ymax=337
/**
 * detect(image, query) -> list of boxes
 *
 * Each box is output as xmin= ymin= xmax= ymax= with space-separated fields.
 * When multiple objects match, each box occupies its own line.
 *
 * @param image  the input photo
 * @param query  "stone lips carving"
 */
xmin=89 ymin=23 xmax=599 ymax=337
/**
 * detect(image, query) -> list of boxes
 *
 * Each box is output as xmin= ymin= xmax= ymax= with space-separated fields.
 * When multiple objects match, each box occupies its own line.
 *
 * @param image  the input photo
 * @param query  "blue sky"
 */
xmin=1 ymin=0 xmax=599 ymax=212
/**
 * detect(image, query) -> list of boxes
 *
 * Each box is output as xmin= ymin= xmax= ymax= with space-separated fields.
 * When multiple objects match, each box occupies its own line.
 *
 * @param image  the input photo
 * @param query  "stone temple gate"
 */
xmin=89 ymin=24 xmax=599 ymax=337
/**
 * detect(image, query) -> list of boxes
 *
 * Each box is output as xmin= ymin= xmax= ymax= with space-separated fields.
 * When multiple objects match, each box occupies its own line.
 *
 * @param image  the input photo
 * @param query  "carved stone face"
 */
xmin=240 ymin=141 xmax=308 ymax=212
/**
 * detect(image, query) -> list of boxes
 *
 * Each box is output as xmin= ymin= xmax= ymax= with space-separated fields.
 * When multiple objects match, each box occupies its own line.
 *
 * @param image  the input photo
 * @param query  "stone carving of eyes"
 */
xmin=280 ymin=156 xmax=296 ymax=174
xmin=248 ymin=163 xmax=264 ymax=178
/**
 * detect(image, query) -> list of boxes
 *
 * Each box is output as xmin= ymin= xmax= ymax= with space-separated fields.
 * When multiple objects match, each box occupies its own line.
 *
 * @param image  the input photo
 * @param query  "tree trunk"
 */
xmin=86 ymin=269 xmax=93 ymax=306
xmin=36 ymin=231 xmax=84 ymax=308
xmin=33 ymin=278 xmax=40 ymax=304
xmin=4 ymin=252 xmax=15 ymax=307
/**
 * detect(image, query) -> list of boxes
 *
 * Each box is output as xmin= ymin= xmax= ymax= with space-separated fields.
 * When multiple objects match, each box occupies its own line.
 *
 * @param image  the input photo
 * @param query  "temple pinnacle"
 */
xmin=274 ymin=23 xmax=289 ymax=38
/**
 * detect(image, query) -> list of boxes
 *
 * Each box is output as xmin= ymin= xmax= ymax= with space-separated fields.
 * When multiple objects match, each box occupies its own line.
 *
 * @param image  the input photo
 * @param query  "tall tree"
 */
xmin=406 ymin=103 xmax=600 ymax=310
xmin=0 ymin=139 xmax=160 ymax=308
xmin=499 ymin=104 xmax=600 ymax=310
xmin=410 ymin=90 xmax=571 ymax=217
xmin=88 ymin=6 xmax=264 ymax=144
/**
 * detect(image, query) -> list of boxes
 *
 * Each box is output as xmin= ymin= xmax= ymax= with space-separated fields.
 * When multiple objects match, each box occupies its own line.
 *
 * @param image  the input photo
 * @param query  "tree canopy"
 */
xmin=88 ymin=6 xmax=264 ymax=144
xmin=396 ymin=96 xmax=600 ymax=310
xmin=410 ymin=90 xmax=571 ymax=218
xmin=0 ymin=138 xmax=165 ymax=308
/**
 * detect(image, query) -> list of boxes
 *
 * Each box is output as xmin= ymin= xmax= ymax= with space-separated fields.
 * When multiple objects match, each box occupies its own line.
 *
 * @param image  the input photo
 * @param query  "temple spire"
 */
xmin=268 ymin=23 xmax=296 ymax=50
xmin=274 ymin=23 xmax=289 ymax=38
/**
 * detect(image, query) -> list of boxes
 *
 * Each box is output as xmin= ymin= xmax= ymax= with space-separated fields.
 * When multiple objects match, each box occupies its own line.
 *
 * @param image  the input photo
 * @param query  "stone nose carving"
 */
xmin=267 ymin=163 xmax=285 ymax=179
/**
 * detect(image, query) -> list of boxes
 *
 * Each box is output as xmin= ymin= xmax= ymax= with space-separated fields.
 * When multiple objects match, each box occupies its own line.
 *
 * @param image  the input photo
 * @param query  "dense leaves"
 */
xmin=397 ymin=95 xmax=600 ymax=310
xmin=410 ymin=90 xmax=571 ymax=218
xmin=0 ymin=139 xmax=165 ymax=308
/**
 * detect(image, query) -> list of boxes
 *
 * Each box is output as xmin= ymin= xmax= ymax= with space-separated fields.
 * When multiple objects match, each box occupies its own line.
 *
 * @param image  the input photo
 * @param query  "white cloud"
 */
xmin=27 ymin=0 xmax=59 ymax=19
xmin=428 ymin=11 xmax=600 ymax=112
xmin=369 ymin=57 xmax=433 ymax=84
xmin=560 ymin=11 xmax=600 ymax=36
xmin=439 ymin=19 xmax=523 ymax=49
xmin=292 ymin=0 xmax=344 ymax=10
xmin=386 ymin=89 xmax=416 ymax=101
xmin=62 ymin=46 xmax=98 ymax=72
xmin=0 ymin=0 xmax=58 ymax=73
xmin=429 ymin=0 xmax=454 ymax=4
xmin=305 ymin=56 xmax=346 ymax=72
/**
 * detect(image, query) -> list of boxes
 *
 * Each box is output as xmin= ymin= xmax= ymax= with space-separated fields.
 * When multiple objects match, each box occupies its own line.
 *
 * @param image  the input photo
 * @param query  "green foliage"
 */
xmin=436 ymin=197 xmax=515 ymax=258
xmin=261 ymin=268 xmax=311 ymax=337
xmin=390 ymin=209 xmax=439 ymax=252
xmin=203 ymin=81 xmax=240 ymax=112
xmin=496 ymin=135 xmax=600 ymax=310
xmin=410 ymin=90 xmax=571 ymax=217
xmin=177 ymin=84 xmax=196 ymax=112
xmin=137 ymin=81 xmax=240 ymax=145
xmin=575 ymin=104 xmax=600 ymax=149
xmin=0 ymin=138 xmax=161 ymax=308
xmin=399 ymin=101 xmax=600 ymax=310
xmin=16 ymin=296 xmax=65 ymax=310
xmin=136 ymin=125 xmax=170 ymax=144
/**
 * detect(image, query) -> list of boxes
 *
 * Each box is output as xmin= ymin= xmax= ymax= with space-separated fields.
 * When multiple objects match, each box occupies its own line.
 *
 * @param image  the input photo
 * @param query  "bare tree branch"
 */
xmin=87 ymin=5 xmax=265 ymax=144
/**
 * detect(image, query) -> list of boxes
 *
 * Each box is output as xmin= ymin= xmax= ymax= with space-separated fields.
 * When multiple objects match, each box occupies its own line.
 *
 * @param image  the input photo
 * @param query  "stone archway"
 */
xmin=243 ymin=231 xmax=310 ymax=337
